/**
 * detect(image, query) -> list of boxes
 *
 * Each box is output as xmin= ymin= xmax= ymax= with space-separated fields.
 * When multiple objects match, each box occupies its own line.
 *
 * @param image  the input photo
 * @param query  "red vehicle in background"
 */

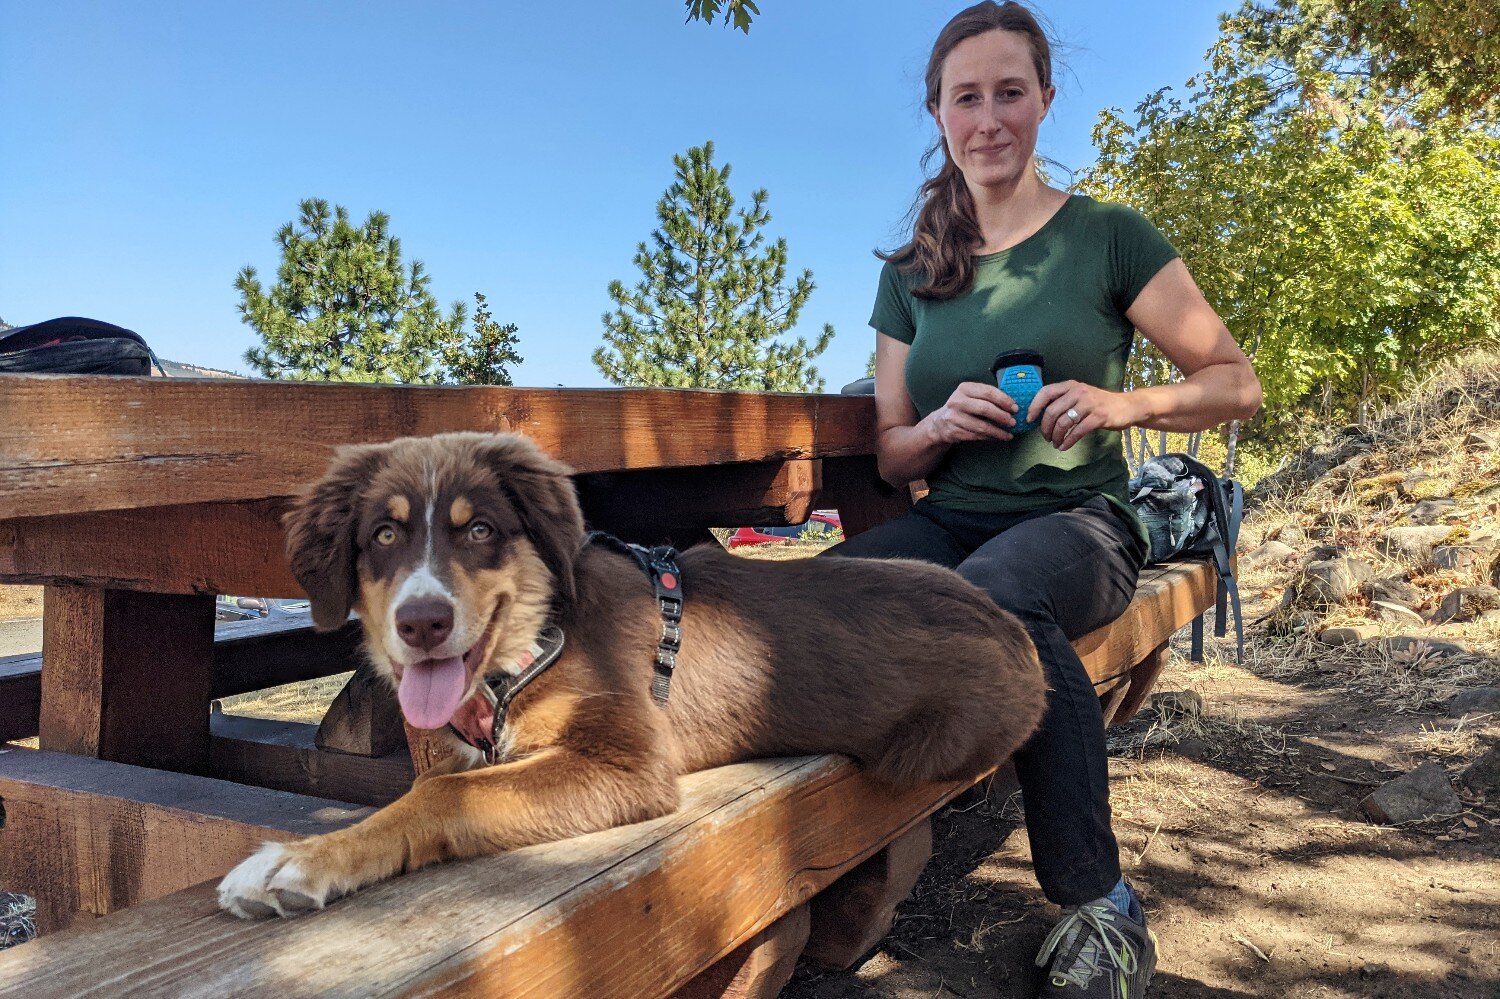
xmin=726 ymin=510 xmax=842 ymax=549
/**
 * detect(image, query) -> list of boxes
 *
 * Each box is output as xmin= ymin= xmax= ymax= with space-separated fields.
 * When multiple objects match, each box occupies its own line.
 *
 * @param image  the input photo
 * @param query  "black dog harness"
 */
xmin=447 ymin=533 xmax=684 ymax=763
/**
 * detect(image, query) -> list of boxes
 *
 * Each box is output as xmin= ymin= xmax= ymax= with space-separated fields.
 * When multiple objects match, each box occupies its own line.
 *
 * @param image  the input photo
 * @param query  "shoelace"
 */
xmin=1034 ymin=903 xmax=1140 ymax=995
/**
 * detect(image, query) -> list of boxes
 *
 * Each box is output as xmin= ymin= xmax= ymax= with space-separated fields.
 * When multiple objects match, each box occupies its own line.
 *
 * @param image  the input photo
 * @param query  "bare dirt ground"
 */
xmin=782 ymin=613 xmax=1499 ymax=999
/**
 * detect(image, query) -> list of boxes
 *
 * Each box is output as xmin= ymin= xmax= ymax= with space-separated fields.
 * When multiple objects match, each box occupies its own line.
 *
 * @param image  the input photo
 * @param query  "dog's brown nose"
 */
xmin=395 ymin=599 xmax=454 ymax=651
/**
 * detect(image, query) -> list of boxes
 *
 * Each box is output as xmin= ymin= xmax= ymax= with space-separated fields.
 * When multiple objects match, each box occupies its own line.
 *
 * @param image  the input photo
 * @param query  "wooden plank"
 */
xmin=0 ymin=747 xmax=370 ymax=933
xmin=803 ymin=818 xmax=933 ymax=969
xmin=0 ymin=756 xmax=973 ymax=998
xmin=315 ymin=666 xmax=405 ymax=758
xmin=1111 ymin=641 xmax=1171 ymax=726
xmin=818 ymin=455 xmax=911 ymax=538
xmin=577 ymin=459 xmax=820 ymax=547
xmin=209 ymin=713 xmax=414 ymax=808
xmin=672 ymin=905 xmax=810 ymax=999
xmin=5 ymin=563 xmax=1215 ymax=750
xmin=0 ymin=619 xmax=362 ymax=743
xmin=38 ymin=586 xmax=215 ymax=773
xmin=0 ymin=377 xmax=876 ymax=520
xmin=0 ymin=654 xmax=40 ymax=743
xmin=1076 ymin=561 xmax=1216 ymax=688
xmin=0 ymin=461 xmax=825 ymax=593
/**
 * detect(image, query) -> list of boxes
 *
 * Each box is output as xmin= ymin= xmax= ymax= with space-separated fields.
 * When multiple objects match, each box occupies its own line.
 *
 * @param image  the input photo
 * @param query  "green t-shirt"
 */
xmin=870 ymin=194 xmax=1178 ymax=547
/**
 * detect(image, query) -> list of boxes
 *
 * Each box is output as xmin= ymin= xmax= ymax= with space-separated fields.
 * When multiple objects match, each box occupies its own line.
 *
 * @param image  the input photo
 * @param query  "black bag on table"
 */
xmin=0 ymin=317 xmax=157 ymax=376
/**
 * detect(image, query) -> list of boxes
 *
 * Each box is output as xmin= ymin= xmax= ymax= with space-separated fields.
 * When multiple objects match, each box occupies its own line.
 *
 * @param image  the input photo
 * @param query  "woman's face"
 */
xmin=931 ymin=29 xmax=1053 ymax=193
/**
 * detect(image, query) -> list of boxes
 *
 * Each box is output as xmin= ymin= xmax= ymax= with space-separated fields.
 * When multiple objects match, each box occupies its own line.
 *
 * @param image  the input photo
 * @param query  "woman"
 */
xmin=825 ymin=3 xmax=1262 ymax=996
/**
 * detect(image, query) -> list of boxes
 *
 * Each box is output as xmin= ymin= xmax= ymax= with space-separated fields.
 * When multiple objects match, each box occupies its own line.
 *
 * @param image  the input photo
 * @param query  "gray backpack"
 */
xmin=1129 ymin=453 xmax=1245 ymax=662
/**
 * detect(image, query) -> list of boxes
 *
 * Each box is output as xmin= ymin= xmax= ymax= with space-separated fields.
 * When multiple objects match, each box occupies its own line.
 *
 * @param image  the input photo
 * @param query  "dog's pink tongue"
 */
xmin=398 ymin=657 xmax=469 ymax=730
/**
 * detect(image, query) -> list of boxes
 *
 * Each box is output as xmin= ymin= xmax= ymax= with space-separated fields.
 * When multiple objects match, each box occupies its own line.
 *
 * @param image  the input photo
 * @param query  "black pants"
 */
xmin=823 ymin=494 xmax=1148 ymax=905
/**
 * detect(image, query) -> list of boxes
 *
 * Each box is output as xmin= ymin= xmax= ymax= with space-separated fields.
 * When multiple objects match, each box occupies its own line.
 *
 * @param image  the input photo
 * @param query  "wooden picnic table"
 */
xmin=0 ymin=373 xmax=905 ymax=921
xmin=0 ymin=371 xmax=1214 ymax=996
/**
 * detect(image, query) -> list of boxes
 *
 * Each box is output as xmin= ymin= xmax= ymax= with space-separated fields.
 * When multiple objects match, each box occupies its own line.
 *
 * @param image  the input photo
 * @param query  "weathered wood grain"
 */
xmin=314 ymin=665 xmax=405 ymax=758
xmin=0 ymin=377 xmax=874 ymax=520
xmin=0 ymin=756 xmax=966 ymax=998
xmin=0 ymin=617 xmax=364 ymax=742
xmin=0 ymin=748 xmax=370 ymax=933
xmin=38 ymin=587 xmax=215 ymax=773
xmin=1077 ymin=561 xmax=1216 ymax=688
xmin=0 ymin=461 xmax=828 ymax=593
xmin=209 ymin=714 xmax=414 ymax=808
xmin=803 ymin=818 xmax=933 ymax=969
xmin=672 ymin=905 xmax=811 ymax=999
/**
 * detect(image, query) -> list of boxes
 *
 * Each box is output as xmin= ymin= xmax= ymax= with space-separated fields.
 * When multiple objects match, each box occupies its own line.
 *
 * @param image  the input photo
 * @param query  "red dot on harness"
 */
xmin=517 ymin=651 xmax=535 ymax=668
xmin=660 ymin=573 xmax=678 ymax=590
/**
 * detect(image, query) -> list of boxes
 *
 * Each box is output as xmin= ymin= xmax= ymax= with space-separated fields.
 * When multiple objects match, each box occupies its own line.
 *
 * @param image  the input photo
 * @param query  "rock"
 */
xmin=1432 ymin=546 xmax=1488 ymax=572
xmin=1397 ymin=472 xmax=1435 ymax=500
xmin=1464 ymin=431 xmax=1499 ymax=451
xmin=1318 ymin=625 xmax=1380 ymax=646
xmin=1369 ymin=600 xmax=1426 ymax=626
xmin=1150 ymin=690 xmax=1205 ymax=722
xmin=1325 ymin=457 xmax=1370 ymax=484
xmin=1272 ymin=524 xmax=1307 ymax=546
xmin=1461 ymin=747 xmax=1500 ymax=798
xmin=1369 ymin=576 xmax=1423 ymax=606
xmin=1382 ymin=526 xmax=1456 ymax=561
xmin=1303 ymin=543 xmax=1348 ymax=564
xmin=1430 ymin=585 xmax=1500 ymax=624
xmin=1408 ymin=498 xmax=1457 ymax=525
xmin=1449 ymin=687 xmax=1500 ymax=717
xmin=1244 ymin=540 xmax=1296 ymax=566
xmin=1302 ymin=558 xmax=1375 ymax=607
xmin=1360 ymin=762 xmax=1463 ymax=824
xmin=1378 ymin=636 xmax=1470 ymax=659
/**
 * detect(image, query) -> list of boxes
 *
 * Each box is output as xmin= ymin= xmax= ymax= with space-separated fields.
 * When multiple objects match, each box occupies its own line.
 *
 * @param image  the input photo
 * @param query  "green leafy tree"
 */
xmin=594 ymin=141 xmax=834 ymax=391
xmin=445 ymin=292 xmax=523 ymax=386
xmin=237 ymin=199 xmax=467 ymax=383
xmin=1081 ymin=3 xmax=1500 ymax=471
xmin=1238 ymin=0 xmax=1499 ymax=117
xmin=684 ymin=0 xmax=759 ymax=32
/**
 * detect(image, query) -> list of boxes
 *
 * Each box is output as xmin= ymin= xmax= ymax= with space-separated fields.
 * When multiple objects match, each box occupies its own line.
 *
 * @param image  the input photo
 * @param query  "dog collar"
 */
xmin=584 ymin=532 xmax=683 ymax=706
xmin=448 ymin=623 xmax=566 ymax=764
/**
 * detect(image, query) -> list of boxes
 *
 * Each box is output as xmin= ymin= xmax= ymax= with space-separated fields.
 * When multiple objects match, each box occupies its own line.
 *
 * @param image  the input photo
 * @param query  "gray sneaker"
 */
xmin=1034 ymin=898 xmax=1156 ymax=998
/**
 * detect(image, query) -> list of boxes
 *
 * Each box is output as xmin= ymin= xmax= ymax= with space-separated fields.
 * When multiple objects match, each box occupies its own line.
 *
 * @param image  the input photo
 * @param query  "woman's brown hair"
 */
xmin=878 ymin=1 xmax=1054 ymax=300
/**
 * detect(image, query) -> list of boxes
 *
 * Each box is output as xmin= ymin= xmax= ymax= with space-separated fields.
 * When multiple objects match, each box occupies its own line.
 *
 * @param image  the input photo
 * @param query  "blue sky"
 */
xmin=1 ymin=1 xmax=1230 ymax=388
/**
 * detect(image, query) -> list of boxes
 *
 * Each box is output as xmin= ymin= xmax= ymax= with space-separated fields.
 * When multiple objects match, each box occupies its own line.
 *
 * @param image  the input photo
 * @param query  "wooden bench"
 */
xmin=0 ymin=373 xmax=1216 ymax=996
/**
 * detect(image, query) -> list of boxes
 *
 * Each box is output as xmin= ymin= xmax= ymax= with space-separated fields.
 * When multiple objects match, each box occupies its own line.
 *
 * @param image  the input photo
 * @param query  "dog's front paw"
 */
xmin=218 ymin=842 xmax=291 ymax=919
xmin=218 ymin=842 xmax=348 ymax=919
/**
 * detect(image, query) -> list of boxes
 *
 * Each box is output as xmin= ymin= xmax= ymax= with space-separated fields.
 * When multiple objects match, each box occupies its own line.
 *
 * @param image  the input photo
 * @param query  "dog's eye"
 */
xmin=374 ymin=525 xmax=399 ymax=547
xmin=468 ymin=521 xmax=494 ymax=542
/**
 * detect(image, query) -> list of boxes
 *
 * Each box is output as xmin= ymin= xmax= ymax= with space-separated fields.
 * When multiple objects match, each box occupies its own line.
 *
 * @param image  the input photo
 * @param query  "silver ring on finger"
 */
xmin=1066 ymin=407 xmax=1081 ymax=423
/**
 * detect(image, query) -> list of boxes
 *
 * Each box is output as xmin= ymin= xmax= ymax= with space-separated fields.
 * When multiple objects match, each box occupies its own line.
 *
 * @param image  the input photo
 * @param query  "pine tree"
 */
xmin=237 ymin=199 xmax=467 ymax=383
xmin=445 ymin=292 xmax=523 ymax=386
xmin=594 ymin=142 xmax=833 ymax=392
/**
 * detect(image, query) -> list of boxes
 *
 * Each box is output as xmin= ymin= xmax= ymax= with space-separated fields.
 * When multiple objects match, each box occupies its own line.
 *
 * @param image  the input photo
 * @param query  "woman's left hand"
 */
xmin=1028 ymin=381 xmax=1141 ymax=452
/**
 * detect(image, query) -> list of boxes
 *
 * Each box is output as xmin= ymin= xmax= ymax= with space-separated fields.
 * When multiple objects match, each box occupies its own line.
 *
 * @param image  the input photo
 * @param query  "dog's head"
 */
xmin=284 ymin=432 xmax=584 ymax=730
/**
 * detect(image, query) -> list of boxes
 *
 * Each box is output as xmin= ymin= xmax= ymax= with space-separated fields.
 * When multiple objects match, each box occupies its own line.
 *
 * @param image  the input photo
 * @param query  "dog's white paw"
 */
xmin=218 ymin=842 xmax=290 ymax=920
xmin=265 ymin=857 xmax=344 ymax=915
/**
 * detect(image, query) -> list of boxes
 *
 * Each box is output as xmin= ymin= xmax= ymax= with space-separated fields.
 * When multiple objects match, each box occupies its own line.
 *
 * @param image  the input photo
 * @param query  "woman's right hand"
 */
xmin=921 ymin=381 xmax=1019 ymax=445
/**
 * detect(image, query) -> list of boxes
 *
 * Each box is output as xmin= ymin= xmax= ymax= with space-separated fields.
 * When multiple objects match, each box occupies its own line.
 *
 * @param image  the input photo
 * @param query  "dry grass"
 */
xmin=0 ymin=587 xmax=42 ymax=623
xmin=1230 ymin=351 xmax=1500 ymax=712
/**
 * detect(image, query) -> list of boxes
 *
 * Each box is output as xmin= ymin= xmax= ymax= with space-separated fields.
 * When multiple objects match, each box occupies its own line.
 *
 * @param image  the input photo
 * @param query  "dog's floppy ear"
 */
xmin=283 ymin=443 xmax=385 ymax=631
xmin=474 ymin=433 xmax=585 ymax=605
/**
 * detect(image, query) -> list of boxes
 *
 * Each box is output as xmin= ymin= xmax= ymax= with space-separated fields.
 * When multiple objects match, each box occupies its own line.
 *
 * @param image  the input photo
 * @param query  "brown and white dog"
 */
xmin=218 ymin=431 xmax=1045 ymax=919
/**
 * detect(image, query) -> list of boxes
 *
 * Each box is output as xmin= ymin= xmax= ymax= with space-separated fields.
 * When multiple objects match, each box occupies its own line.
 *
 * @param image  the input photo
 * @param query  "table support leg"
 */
xmin=38 ymin=585 xmax=215 ymax=774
